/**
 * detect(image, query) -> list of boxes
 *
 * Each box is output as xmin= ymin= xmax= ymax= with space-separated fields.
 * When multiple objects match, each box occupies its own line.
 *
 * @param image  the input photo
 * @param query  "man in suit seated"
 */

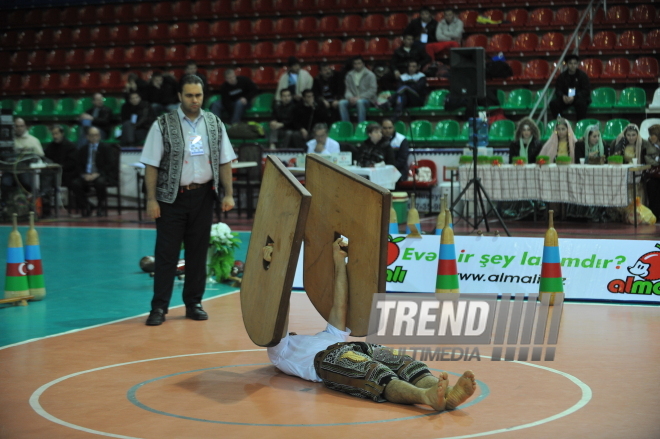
xmin=70 ymin=126 xmax=118 ymax=217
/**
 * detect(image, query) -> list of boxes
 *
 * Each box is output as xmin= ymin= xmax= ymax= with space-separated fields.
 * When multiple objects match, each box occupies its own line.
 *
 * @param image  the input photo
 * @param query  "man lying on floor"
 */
xmin=267 ymin=238 xmax=476 ymax=411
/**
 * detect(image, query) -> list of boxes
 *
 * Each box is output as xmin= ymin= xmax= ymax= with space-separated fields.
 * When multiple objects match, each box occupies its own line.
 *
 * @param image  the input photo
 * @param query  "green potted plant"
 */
xmin=491 ymin=156 xmax=504 ymax=166
xmin=556 ymin=156 xmax=572 ymax=165
xmin=459 ymin=155 xmax=473 ymax=164
xmin=477 ymin=155 xmax=491 ymax=165
xmin=536 ymin=155 xmax=550 ymax=165
xmin=608 ymin=155 xmax=624 ymax=165
xmin=512 ymin=156 xmax=528 ymax=165
xmin=207 ymin=223 xmax=242 ymax=282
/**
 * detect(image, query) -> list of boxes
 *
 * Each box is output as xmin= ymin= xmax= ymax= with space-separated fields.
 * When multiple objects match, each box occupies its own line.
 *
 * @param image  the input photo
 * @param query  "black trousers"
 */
xmin=152 ymin=183 xmax=215 ymax=312
xmin=549 ymin=97 xmax=589 ymax=121
xmin=70 ymin=175 xmax=108 ymax=208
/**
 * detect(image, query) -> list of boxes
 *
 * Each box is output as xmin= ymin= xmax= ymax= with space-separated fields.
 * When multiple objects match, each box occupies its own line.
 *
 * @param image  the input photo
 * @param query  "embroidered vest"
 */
xmin=156 ymin=110 xmax=224 ymax=203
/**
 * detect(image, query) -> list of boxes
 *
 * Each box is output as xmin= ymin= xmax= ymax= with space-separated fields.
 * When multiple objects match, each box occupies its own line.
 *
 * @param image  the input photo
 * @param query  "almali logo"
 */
xmin=387 ymin=235 xmax=407 ymax=283
xmin=607 ymin=244 xmax=660 ymax=295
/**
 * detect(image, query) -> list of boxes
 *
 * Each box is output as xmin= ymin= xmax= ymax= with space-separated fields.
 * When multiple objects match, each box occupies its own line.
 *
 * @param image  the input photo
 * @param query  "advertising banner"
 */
xmin=293 ymin=235 xmax=660 ymax=303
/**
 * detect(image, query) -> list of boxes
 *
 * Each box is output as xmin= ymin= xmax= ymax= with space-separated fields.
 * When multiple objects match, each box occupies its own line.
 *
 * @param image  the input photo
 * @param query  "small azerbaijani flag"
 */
xmin=435 ymin=210 xmax=459 ymax=294
xmin=4 ymin=214 xmax=29 ymax=300
xmin=435 ymin=195 xmax=453 ymax=235
xmin=25 ymin=212 xmax=46 ymax=301
xmin=539 ymin=210 xmax=563 ymax=305
xmin=389 ymin=199 xmax=399 ymax=235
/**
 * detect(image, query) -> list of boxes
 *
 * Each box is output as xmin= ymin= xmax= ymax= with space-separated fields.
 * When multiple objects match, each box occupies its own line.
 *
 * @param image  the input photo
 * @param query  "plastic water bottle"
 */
xmin=468 ymin=118 xmax=489 ymax=147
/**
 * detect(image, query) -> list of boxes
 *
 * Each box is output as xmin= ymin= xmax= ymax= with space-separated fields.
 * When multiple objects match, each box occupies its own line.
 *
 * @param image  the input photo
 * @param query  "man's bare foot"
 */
xmin=445 ymin=370 xmax=477 ymax=410
xmin=422 ymin=375 xmax=448 ymax=411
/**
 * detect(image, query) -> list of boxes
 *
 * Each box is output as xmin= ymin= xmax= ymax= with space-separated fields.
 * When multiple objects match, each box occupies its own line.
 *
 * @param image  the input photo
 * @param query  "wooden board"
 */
xmin=303 ymin=154 xmax=391 ymax=336
xmin=240 ymin=156 xmax=311 ymax=347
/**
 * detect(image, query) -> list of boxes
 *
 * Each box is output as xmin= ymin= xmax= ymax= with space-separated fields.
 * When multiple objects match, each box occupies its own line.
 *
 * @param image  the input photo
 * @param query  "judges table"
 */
xmin=457 ymin=163 xmax=648 ymax=207
xmin=0 ymin=163 xmax=62 ymax=218
xmin=289 ymin=164 xmax=402 ymax=190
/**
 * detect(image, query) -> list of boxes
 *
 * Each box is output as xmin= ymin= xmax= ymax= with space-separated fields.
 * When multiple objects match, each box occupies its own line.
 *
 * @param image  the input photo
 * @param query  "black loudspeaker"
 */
xmin=449 ymin=47 xmax=486 ymax=99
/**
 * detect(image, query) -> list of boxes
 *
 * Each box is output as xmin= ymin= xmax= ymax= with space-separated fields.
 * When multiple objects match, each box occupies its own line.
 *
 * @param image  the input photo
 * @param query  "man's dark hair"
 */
xmin=381 ymin=118 xmax=394 ymax=126
xmin=179 ymin=74 xmax=204 ymax=93
xmin=367 ymin=123 xmax=382 ymax=134
xmin=128 ymin=90 xmax=140 ymax=97
xmin=403 ymin=33 xmax=415 ymax=39
xmin=565 ymin=54 xmax=579 ymax=62
xmin=302 ymin=89 xmax=314 ymax=97
xmin=352 ymin=55 xmax=365 ymax=64
xmin=186 ymin=61 xmax=197 ymax=68
xmin=152 ymin=70 xmax=163 ymax=78
xmin=280 ymin=88 xmax=291 ymax=96
xmin=50 ymin=124 xmax=64 ymax=134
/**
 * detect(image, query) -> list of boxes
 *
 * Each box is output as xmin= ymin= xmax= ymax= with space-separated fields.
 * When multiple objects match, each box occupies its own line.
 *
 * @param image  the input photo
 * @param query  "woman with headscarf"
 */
xmin=575 ymin=124 xmax=608 ymax=164
xmin=509 ymin=117 xmax=542 ymax=164
xmin=643 ymin=124 xmax=660 ymax=218
xmin=539 ymin=117 xmax=578 ymax=163
xmin=610 ymin=123 xmax=652 ymax=164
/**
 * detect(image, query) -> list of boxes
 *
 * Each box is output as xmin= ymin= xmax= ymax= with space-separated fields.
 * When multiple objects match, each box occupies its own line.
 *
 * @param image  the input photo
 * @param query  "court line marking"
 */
xmin=30 ymin=351 xmax=591 ymax=438
xmin=125 ymin=364 xmax=489 ymax=426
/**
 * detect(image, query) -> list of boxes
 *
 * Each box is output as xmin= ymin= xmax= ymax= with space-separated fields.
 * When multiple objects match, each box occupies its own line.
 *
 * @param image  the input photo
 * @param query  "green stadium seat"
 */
xmin=431 ymin=119 xmax=460 ymax=145
xmin=574 ymin=119 xmax=600 ymax=138
xmin=253 ymin=122 xmax=270 ymax=145
xmin=1 ymin=99 xmax=15 ymax=112
xmin=394 ymin=120 xmax=408 ymax=136
xmin=409 ymin=120 xmax=433 ymax=143
xmin=74 ymin=97 xmax=93 ymax=115
xmin=245 ymin=93 xmax=274 ymax=117
xmin=614 ymin=87 xmax=646 ymax=110
xmin=409 ymin=89 xmax=448 ymax=116
xmin=488 ymin=119 xmax=516 ymax=145
xmin=14 ymin=99 xmax=36 ymax=117
xmin=29 ymin=125 xmax=51 ymax=143
xmin=328 ymin=121 xmax=354 ymax=142
xmin=105 ymin=125 xmax=121 ymax=144
xmin=602 ymin=118 xmax=630 ymax=144
xmin=456 ymin=122 xmax=470 ymax=145
xmin=34 ymin=98 xmax=57 ymax=119
xmin=350 ymin=120 xmax=377 ymax=143
xmin=204 ymin=95 xmax=220 ymax=110
xmin=54 ymin=97 xmax=77 ymax=118
xmin=590 ymin=87 xmax=616 ymax=111
xmin=502 ymin=88 xmax=533 ymax=111
xmin=62 ymin=125 xmax=78 ymax=143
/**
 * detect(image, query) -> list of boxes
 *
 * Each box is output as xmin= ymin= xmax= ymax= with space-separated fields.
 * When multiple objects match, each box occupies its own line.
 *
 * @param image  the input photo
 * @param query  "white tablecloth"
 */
xmin=458 ymin=164 xmax=635 ymax=207
xmin=290 ymin=165 xmax=401 ymax=190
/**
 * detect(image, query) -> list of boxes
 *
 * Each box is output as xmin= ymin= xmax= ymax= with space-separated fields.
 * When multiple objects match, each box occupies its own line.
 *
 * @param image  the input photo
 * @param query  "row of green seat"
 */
xmin=5 ymin=97 xmax=124 ymax=119
xmin=27 ymin=124 xmax=122 ymax=144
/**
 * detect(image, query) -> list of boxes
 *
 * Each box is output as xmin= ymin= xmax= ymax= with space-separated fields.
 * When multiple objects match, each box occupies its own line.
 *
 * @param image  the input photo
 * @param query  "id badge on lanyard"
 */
xmin=189 ymin=132 xmax=204 ymax=156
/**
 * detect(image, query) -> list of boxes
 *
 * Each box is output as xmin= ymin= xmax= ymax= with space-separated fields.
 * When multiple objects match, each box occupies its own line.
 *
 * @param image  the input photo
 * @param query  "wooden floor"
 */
xmin=1 ymin=209 xmax=659 ymax=438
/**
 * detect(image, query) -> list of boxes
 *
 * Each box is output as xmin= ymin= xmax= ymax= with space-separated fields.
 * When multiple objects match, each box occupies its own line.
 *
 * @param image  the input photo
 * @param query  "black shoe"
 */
xmin=146 ymin=308 xmax=166 ymax=326
xmin=185 ymin=303 xmax=208 ymax=320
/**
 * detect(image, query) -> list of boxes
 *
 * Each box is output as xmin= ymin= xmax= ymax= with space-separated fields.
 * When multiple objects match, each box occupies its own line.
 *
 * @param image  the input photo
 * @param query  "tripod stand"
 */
xmin=450 ymin=97 xmax=511 ymax=236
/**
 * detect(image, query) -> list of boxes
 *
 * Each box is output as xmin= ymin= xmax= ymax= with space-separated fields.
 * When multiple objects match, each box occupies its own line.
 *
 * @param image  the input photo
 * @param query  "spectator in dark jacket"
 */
xmin=123 ymin=73 xmax=148 ymax=100
xmin=78 ymin=92 xmax=113 ymax=144
xmin=292 ymin=89 xmax=330 ymax=141
xmin=269 ymin=89 xmax=302 ymax=149
xmin=386 ymin=60 xmax=428 ymax=120
xmin=313 ymin=63 xmax=342 ymax=123
xmin=44 ymin=125 xmax=77 ymax=186
xmin=145 ymin=71 xmax=179 ymax=115
xmin=357 ymin=123 xmax=395 ymax=167
xmin=211 ymin=68 xmax=259 ymax=124
xmin=382 ymin=119 xmax=410 ymax=180
xmin=404 ymin=7 xmax=438 ymax=49
xmin=120 ymin=92 xmax=155 ymax=146
xmin=549 ymin=54 xmax=591 ymax=121
xmin=183 ymin=61 xmax=207 ymax=94
xmin=391 ymin=33 xmax=431 ymax=78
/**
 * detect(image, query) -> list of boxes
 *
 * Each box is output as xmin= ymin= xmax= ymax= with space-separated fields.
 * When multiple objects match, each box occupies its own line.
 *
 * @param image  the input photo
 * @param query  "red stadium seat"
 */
xmin=605 ymin=5 xmax=629 ymax=25
xmin=601 ymin=58 xmax=631 ymax=79
xmin=80 ymin=71 xmax=102 ymax=93
xmin=78 ymin=6 xmax=97 ymax=25
xmin=642 ymin=29 xmax=660 ymax=50
xmin=366 ymin=37 xmax=390 ymax=57
xmin=60 ymin=7 xmax=79 ymax=26
xmin=149 ymin=23 xmax=170 ymax=44
xmin=487 ymin=33 xmax=513 ymax=54
xmin=53 ymin=28 xmax=72 ymax=48
xmin=295 ymin=17 xmax=317 ymax=37
xmin=387 ymin=13 xmax=409 ymax=33
xmin=522 ymin=59 xmax=549 ymax=80
xmin=303 ymin=64 xmax=318 ymax=77
xmin=103 ymin=25 xmax=126 ymax=46
xmin=296 ymin=0 xmax=316 ymax=12
xmin=9 ymin=51 xmax=28 ymax=72
xmin=21 ymin=74 xmax=42 ymax=95
xmin=16 ymin=30 xmax=36 ymax=49
xmin=188 ymin=44 xmax=209 ymax=62
xmin=128 ymin=24 xmax=150 ymax=45
xmin=364 ymin=14 xmax=386 ymax=35
xmin=192 ymin=0 xmax=213 ymax=19
xmin=172 ymin=1 xmax=194 ymax=20
xmin=616 ymin=30 xmax=643 ymax=50
xmin=1 ymin=75 xmax=21 ymax=96
xmin=298 ymin=40 xmax=319 ymax=61
xmin=590 ymin=31 xmax=617 ymax=51
xmin=231 ymin=43 xmax=253 ymax=62
xmin=27 ymin=50 xmax=47 ymax=71
xmin=459 ymin=10 xmax=479 ymax=28
xmin=512 ymin=33 xmax=538 ymax=53
xmin=34 ymin=29 xmax=53 ymax=49
xmin=64 ymin=49 xmax=86 ymax=69
xmin=207 ymin=68 xmax=226 ymax=87
xmin=253 ymin=66 xmax=276 ymax=85
xmin=555 ymin=7 xmax=579 ymax=27
xmin=273 ymin=18 xmax=296 ymax=37
xmin=505 ymin=9 xmax=528 ymax=29
xmin=318 ymin=16 xmax=340 ymax=36
xmin=41 ymin=73 xmax=62 ymax=95
xmin=569 ymin=32 xmax=591 ymax=51
xmin=125 ymin=47 xmax=146 ymax=67
xmin=210 ymin=21 xmax=231 ymax=40
xmin=537 ymin=32 xmax=564 ymax=53
xmin=190 ymin=22 xmax=211 ymax=42
xmin=95 ymin=5 xmax=116 ymax=24
xmin=166 ymin=45 xmax=187 ymax=66
xmin=344 ymin=38 xmax=366 ymax=57
xmin=254 ymin=0 xmax=274 ymax=15
xmin=527 ymin=8 xmax=553 ymax=29
xmin=580 ymin=58 xmax=603 ymax=78
xmin=464 ymin=34 xmax=488 ymax=48
xmin=273 ymin=0 xmax=296 ymax=14
xmin=319 ymin=39 xmax=343 ymax=60
xmin=338 ymin=15 xmax=363 ymax=36
xmin=209 ymin=43 xmax=230 ymax=63
xmin=152 ymin=2 xmax=173 ymax=21
xmin=630 ymin=5 xmax=655 ymax=24
xmin=71 ymin=27 xmax=91 ymax=47
xmin=391 ymin=36 xmax=402 ymax=50
xmin=212 ymin=0 xmax=232 ymax=17
xmin=22 ymin=9 xmax=41 ymax=26
xmin=170 ymin=23 xmax=190 ymax=43
xmin=231 ymin=20 xmax=253 ymax=38
xmin=253 ymin=19 xmax=274 ymax=37
xmin=1 ymin=30 xmax=18 ymax=48
xmin=44 ymin=49 xmax=66 ymax=70
xmin=507 ymin=60 xmax=523 ymax=79
xmin=629 ymin=57 xmax=659 ymax=79
xmin=316 ymin=0 xmax=338 ymax=13
xmin=105 ymin=47 xmax=125 ymax=68
xmin=114 ymin=4 xmax=134 ymax=23
xmin=100 ymin=71 xmax=123 ymax=93
xmin=233 ymin=67 xmax=252 ymax=79
xmin=253 ymin=41 xmax=275 ymax=60
xmin=478 ymin=9 xmax=504 ymax=26
xmin=133 ymin=3 xmax=153 ymax=22
xmin=145 ymin=46 xmax=167 ymax=67
xmin=84 ymin=48 xmax=106 ymax=68
xmin=273 ymin=40 xmax=297 ymax=61
xmin=59 ymin=72 xmax=80 ymax=93
xmin=590 ymin=8 xmax=606 ymax=25
xmin=232 ymin=0 xmax=253 ymax=16
xmin=5 ymin=10 xmax=26 ymax=29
